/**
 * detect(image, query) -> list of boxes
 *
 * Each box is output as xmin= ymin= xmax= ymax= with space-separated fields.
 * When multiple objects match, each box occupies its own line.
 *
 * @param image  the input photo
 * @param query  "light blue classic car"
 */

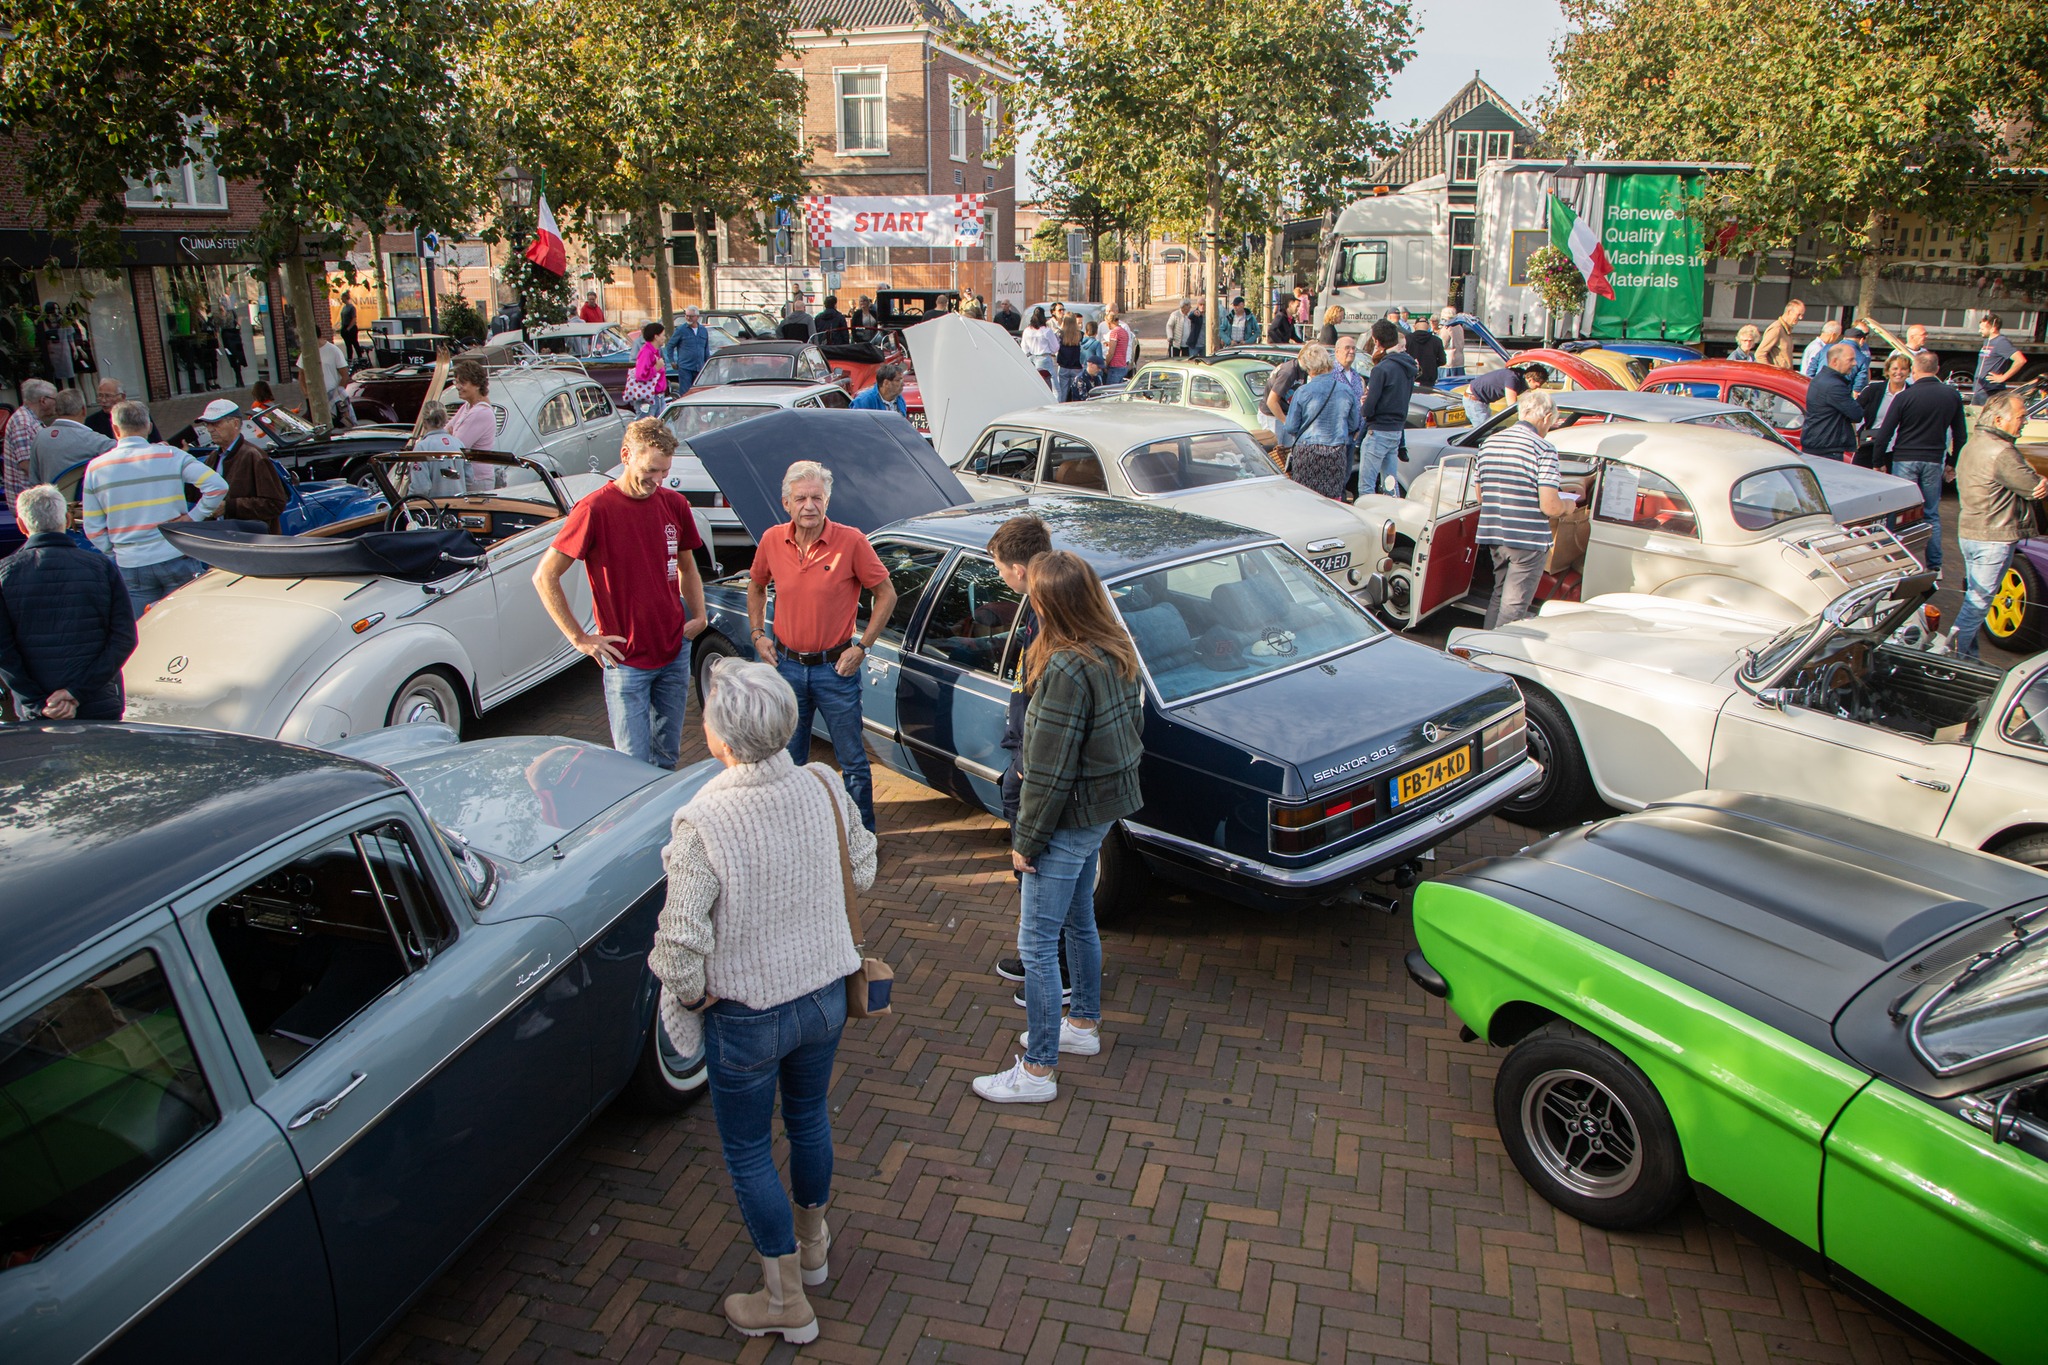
xmin=0 ymin=722 xmax=712 ymax=1362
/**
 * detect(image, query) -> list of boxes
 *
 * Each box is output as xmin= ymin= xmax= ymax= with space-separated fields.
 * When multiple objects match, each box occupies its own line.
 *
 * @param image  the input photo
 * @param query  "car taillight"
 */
xmin=1271 ymin=780 xmax=1379 ymax=854
xmin=713 ymin=493 xmax=727 ymax=508
xmin=1480 ymin=710 xmax=1526 ymax=769
xmin=1892 ymin=502 xmax=1924 ymax=526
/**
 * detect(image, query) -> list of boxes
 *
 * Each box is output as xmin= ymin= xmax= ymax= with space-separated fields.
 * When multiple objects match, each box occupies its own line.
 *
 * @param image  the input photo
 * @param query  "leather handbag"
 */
xmin=810 ymin=770 xmax=893 ymax=1017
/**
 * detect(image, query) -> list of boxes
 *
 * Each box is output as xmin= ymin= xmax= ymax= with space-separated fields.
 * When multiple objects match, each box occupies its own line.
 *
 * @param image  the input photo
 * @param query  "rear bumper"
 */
xmin=1124 ymin=756 xmax=1542 ymax=901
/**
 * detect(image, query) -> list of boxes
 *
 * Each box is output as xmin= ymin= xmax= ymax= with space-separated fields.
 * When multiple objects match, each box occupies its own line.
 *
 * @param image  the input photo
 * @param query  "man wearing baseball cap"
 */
xmin=199 ymin=399 xmax=288 ymax=533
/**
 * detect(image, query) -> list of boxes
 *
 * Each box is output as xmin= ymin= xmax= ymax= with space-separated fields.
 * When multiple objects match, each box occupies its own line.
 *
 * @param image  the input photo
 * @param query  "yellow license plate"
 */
xmin=1392 ymin=746 xmax=1471 ymax=808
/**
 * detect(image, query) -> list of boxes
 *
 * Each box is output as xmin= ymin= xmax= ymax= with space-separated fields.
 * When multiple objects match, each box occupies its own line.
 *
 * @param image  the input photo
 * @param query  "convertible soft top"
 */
xmin=162 ymin=522 xmax=486 ymax=581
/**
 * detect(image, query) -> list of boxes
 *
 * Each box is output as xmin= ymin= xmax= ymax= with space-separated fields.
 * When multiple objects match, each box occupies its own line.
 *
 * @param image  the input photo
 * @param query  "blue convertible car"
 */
xmin=683 ymin=409 xmax=1540 ymax=910
xmin=0 ymin=722 xmax=710 ymax=1363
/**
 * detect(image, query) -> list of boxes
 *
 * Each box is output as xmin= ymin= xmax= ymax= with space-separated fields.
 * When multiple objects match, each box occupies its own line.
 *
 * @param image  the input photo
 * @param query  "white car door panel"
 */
xmin=485 ymin=526 xmax=588 ymax=704
xmin=1708 ymin=696 xmax=1966 ymax=835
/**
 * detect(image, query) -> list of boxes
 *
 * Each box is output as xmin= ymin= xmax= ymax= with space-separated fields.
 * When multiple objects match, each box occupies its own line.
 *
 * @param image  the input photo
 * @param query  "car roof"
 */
xmin=884 ymin=492 xmax=1268 ymax=577
xmin=708 ymin=341 xmax=813 ymax=356
xmin=987 ymin=402 xmax=1250 ymax=444
xmin=671 ymin=381 xmax=841 ymax=406
xmin=529 ymin=321 xmax=617 ymax=337
xmin=0 ymin=724 xmax=402 ymax=996
xmin=1553 ymin=390 xmax=1755 ymax=421
xmin=1547 ymin=420 xmax=1810 ymax=486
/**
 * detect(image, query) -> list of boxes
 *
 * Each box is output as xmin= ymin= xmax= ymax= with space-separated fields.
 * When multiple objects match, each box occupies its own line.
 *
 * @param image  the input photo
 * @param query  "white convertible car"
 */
xmin=123 ymin=452 xmax=713 ymax=744
xmin=1445 ymin=573 xmax=2048 ymax=871
xmin=907 ymin=314 xmax=1391 ymax=598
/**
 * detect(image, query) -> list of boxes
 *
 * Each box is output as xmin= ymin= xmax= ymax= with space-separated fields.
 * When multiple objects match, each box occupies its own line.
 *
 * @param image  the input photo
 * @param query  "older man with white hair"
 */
xmin=1474 ymin=388 xmax=1569 ymax=628
xmin=82 ymin=400 xmax=228 ymax=610
xmin=746 ymin=460 xmax=896 ymax=831
xmin=0 ymin=484 xmax=137 ymax=720
xmin=4 ymin=377 xmax=58 ymax=512
xmin=35 ymin=388 xmax=114 ymax=483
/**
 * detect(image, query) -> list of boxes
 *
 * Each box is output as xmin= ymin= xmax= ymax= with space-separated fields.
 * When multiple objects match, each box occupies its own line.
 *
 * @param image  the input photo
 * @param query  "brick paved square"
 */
xmin=369 ymin=660 xmax=1954 ymax=1365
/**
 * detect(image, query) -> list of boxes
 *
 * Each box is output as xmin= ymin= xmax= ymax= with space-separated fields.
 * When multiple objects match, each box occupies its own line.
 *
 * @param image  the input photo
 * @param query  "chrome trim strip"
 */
xmin=955 ymin=755 xmax=1004 ymax=783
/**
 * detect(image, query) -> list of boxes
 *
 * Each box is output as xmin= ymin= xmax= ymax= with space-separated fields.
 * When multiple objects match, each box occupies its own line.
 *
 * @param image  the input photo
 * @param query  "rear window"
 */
xmin=667 ymin=403 xmax=777 ymax=438
xmin=1731 ymin=466 xmax=1829 ymax=531
xmin=697 ymin=354 xmax=796 ymax=386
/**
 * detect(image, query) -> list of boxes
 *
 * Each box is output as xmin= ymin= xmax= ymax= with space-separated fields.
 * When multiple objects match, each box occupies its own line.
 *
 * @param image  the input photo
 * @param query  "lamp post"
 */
xmin=495 ymin=161 xmax=535 ymax=344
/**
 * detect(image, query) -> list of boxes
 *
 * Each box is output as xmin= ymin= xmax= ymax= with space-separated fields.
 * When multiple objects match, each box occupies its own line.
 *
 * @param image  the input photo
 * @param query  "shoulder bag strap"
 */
xmin=808 ymin=767 xmax=864 ymax=946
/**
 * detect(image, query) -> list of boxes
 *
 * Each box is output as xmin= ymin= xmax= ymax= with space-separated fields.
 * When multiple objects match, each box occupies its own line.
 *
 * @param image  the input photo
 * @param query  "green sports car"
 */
xmin=1407 ymin=791 xmax=2048 ymax=1365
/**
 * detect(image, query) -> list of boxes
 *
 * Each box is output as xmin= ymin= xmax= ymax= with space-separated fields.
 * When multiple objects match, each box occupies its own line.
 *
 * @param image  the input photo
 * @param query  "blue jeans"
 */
xmin=120 ymin=554 xmax=206 ymax=612
xmin=776 ymin=655 xmax=875 ymax=831
xmin=1105 ymin=366 xmax=1129 ymax=385
xmin=703 ymin=982 xmax=846 ymax=1257
xmin=1463 ymin=395 xmax=1492 ymax=430
xmin=1956 ymin=539 xmax=2015 ymax=658
xmin=1057 ymin=366 xmax=1083 ymax=401
xmin=602 ymin=643 xmax=690 ymax=768
xmin=1890 ymin=459 xmax=1944 ymax=571
xmin=1019 ymin=822 xmax=1109 ymax=1069
xmin=1362 ymin=429 xmax=1402 ymax=496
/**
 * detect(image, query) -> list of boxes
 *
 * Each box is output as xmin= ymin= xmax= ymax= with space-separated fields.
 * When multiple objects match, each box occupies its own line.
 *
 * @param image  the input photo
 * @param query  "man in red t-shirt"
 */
xmin=535 ymin=417 xmax=706 ymax=768
xmin=747 ymin=459 xmax=895 ymax=830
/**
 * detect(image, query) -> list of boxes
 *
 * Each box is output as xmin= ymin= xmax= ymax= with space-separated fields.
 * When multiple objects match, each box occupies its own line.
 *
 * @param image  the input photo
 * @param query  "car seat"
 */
xmin=1122 ymin=600 xmax=1197 ymax=672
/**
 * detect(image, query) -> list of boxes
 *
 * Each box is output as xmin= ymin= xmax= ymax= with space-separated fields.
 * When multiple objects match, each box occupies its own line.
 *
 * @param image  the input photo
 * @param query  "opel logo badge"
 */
xmin=166 ymin=656 xmax=188 ymax=674
xmin=1422 ymin=721 xmax=1443 ymax=744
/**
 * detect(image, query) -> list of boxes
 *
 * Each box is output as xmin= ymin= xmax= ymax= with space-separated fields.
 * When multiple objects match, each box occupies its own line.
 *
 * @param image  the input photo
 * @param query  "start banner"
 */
xmin=802 ymin=194 xmax=986 ymax=251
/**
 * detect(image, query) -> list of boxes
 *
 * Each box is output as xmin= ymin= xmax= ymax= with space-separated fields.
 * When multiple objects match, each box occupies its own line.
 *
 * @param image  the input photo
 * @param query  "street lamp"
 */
xmin=495 ymin=161 xmax=535 ymax=343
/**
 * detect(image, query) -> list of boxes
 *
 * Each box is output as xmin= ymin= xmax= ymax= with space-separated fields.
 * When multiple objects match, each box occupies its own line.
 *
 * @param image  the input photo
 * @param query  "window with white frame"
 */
xmin=846 ymin=246 xmax=889 ymax=268
xmin=982 ymin=92 xmax=1002 ymax=166
xmin=1451 ymin=131 xmax=1481 ymax=184
xmin=1484 ymin=131 xmax=1514 ymax=163
xmin=949 ymin=77 xmax=968 ymax=161
xmin=837 ymin=69 xmax=886 ymax=154
xmin=125 ymin=134 xmax=228 ymax=210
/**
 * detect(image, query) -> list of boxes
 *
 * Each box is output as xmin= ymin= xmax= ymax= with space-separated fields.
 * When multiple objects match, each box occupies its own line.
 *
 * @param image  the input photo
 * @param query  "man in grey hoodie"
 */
xmin=1360 ymin=320 xmax=1417 ymax=496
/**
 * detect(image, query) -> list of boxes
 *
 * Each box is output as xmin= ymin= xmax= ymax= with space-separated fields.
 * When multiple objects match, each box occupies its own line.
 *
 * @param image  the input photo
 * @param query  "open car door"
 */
xmin=1408 ymin=455 xmax=1481 ymax=624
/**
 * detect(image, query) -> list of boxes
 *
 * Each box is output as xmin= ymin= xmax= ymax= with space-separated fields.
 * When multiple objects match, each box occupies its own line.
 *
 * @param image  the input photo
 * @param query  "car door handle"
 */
xmin=1898 ymin=774 xmax=1953 ymax=792
xmin=288 ymin=1071 xmax=368 ymax=1130
xmin=516 ymin=953 xmax=553 ymax=988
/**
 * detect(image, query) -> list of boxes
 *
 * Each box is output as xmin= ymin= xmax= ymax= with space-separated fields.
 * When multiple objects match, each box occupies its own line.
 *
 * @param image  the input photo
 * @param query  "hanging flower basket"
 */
xmin=1525 ymin=245 xmax=1588 ymax=319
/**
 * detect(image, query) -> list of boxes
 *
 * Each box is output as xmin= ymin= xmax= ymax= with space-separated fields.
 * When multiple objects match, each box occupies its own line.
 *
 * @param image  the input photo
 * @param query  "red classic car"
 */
xmin=1640 ymin=359 xmax=1810 ymax=448
xmin=1503 ymin=347 xmax=1628 ymax=394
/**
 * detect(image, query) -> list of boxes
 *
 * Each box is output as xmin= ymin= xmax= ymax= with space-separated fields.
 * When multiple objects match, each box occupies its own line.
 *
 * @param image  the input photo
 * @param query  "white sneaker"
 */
xmin=1020 ymin=1019 xmax=1103 ymax=1056
xmin=973 ymin=1056 xmax=1058 ymax=1103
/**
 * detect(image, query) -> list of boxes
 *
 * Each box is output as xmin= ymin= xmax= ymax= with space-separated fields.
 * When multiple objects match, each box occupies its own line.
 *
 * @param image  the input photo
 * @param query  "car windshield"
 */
xmin=1916 ymin=916 xmax=2048 ymax=1072
xmin=1730 ymin=466 xmax=1830 ymax=531
xmin=1111 ymin=544 xmax=1383 ymax=704
xmin=254 ymin=405 xmax=319 ymax=443
xmin=1741 ymin=616 xmax=1822 ymax=684
xmin=698 ymin=354 xmax=795 ymax=385
xmin=666 ymin=403 xmax=778 ymax=438
xmin=1121 ymin=431 xmax=1277 ymax=493
xmin=1681 ymin=410 xmax=1795 ymax=449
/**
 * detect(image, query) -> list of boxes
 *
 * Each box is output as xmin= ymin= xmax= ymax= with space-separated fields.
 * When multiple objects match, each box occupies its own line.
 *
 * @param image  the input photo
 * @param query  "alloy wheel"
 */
xmin=1519 ymin=1067 xmax=1643 ymax=1198
xmin=1987 ymin=567 xmax=2028 ymax=639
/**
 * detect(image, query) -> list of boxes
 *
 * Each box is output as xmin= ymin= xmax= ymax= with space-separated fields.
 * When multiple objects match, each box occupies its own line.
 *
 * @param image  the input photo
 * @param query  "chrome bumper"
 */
xmin=1123 ymin=756 xmax=1543 ymax=896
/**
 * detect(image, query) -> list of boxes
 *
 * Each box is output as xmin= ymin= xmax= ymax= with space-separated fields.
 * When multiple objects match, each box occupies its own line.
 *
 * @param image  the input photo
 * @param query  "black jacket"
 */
xmin=1873 ymin=376 xmax=1970 ymax=466
xmin=1406 ymin=331 xmax=1447 ymax=388
xmin=1802 ymin=368 xmax=1863 ymax=456
xmin=1364 ymin=351 xmax=1418 ymax=431
xmin=0 ymin=532 xmax=136 ymax=705
xmin=813 ymin=307 xmax=848 ymax=336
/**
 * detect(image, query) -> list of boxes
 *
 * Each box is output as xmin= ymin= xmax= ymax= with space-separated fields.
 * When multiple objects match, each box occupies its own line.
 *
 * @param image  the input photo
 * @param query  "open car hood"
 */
xmin=682 ymin=407 xmax=972 ymax=540
xmin=904 ymin=314 xmax=1055 ymax=467
xmin=162 ymin=523 xmax=486 ymax=581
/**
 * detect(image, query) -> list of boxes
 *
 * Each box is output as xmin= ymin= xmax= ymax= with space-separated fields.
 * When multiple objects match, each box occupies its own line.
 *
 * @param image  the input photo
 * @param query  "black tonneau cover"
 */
xmin=683 ymin=407 xmax=971 ymax=538
xmin=162 ymin=522 xmax=486 ymax=581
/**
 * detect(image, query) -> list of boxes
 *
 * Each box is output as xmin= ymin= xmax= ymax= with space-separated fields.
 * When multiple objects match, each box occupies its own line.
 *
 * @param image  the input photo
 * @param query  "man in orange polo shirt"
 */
xmin=748 ymin=459 xmax=896 ymax=831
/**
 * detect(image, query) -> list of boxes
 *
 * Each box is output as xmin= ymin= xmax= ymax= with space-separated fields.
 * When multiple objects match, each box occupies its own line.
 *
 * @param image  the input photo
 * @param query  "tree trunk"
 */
xmin=1856 ymin=207 xmax=1884 ymax=321
xmin=1089 ymin=210 xmax=1103 ymax=303
xmin=371 ymin=224 xmax=392 ymax=317
xmin=280 ymin=230 xmax=332 ymax=428
xmin=652 ymin=198 xmax=675 ymax=332
xmin=1203 ymin=150 xmax=1222 ymax=353
xmin=693 ymin=213 xmax=717 ymax=309
xmin=1265 ymin=214 xmax=1281 ymax=322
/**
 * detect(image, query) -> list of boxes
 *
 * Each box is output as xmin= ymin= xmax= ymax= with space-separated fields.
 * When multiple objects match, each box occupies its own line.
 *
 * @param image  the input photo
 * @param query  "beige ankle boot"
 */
xmin=793 ymin=1203 xmax=831 ymax=1286
xmin=723 ymin=1251 xmax=818 ymax=1343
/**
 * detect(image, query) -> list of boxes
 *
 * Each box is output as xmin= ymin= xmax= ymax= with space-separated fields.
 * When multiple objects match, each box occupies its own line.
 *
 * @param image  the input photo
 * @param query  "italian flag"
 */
xmin=1548 ymin=195 xmax=1614 ymax=300
xmin=524 ymin=191 xmax=568 ymax=276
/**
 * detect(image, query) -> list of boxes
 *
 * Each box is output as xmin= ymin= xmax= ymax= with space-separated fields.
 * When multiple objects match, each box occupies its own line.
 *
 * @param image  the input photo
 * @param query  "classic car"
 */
xmin=427 ymin=362 xmax=627 ymax=481
xmin=908 ymin=314 xmax=1392 ymax=598
xmin=1353 ymin=420 xmax=1922 ymax=629
xmin=682 ymin=407 xmax=1539 ymax=912
xmin=1641 ymin=358 xmax=1812 ymax=446
xmin=0 ymin=720 xmax=711 ymax=1363
xmin=1395 ymin=390 xmax=1929 ymax=549
xmin=687 ymin=341 xmax=845 ymax=394
xmin=122 ymin=453 xmax=712 ymax=745
xmin=658 ymin=380 xmax=854 ymax=548
xmin=1404 ymin=791 xmax=2048 ymax=1365
xmin=702 ymin=308 xmax=779 ymax=345
xmin=1098 ymin=350 xmax=1465 ymax=437
xmin=486 ymin=319 xmax=628 ymax=359
xmin=1444 ymin=574 xmax=2048 ymax=872
xmin=1477 ymin=347 xmax=1625 ymax=397
xmin=344 ymin=344 xmax=521 ymax=426
xmin=807 ymin=331 xmax=928 ymax=429
xmin=1599 ymin=339 xmax=1703 ymax=365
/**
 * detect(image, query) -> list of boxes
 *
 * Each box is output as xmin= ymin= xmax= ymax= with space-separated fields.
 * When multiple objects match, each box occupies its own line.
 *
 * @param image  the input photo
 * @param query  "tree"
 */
xmin=1544 ymin=0 xmax=2048 ymax=313
xmin=471 ymin=0 xmax=807 ymax=327
xmin=971 ymin=0 xmax=1413 ymax=347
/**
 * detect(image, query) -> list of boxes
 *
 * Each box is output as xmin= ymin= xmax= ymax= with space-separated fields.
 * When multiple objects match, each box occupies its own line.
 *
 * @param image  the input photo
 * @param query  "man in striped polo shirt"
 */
xmin=1473 ymin=388 xmax=1568 ymax=629
xmin=81 ymin=400 xmax=228 ymax=611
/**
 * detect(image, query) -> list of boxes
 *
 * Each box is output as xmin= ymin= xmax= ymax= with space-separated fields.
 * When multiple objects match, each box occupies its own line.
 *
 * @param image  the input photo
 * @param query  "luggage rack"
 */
xmin=1783 ymin=523 xmax=1920 ymax=587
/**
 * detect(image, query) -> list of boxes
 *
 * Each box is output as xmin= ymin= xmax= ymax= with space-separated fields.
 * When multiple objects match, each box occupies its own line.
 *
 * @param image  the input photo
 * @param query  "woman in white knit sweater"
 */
xmin=650 ymin=657 xmax=878 ymax=1344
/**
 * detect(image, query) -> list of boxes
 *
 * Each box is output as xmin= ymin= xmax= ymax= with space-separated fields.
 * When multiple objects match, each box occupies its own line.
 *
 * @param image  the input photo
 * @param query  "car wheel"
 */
xmin=1983 ymin=559 xmax=2045 ymax=653
xmin=386 ymin=669 xmax=464 ymax=735
xmin=1494 ymin=1021 xmax=1688 ymax=1230
xmin=691 ymin=631 xmax=740 ymax=700
xmin=1501 ymin=687 xmax=1590 ymax=828
xmin=623 ymin=1009 xmax=708 ymax=1114
xmin=1093 ymin=826 xmax=1147 ymax=923
xmin=1990 ymin=830 xmax=2048 ymax=873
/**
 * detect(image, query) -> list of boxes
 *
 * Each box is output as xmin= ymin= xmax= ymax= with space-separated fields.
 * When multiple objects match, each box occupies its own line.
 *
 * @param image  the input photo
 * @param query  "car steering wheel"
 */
xmin=1805 ymin=659 xmax=1858 ymax=718
xmin=387 ymin=494 xmax=456 ymax=532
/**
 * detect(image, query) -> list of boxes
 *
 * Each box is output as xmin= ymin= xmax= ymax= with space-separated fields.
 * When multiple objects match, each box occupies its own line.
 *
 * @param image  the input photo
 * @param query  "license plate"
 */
xmin=1312 ymin=551 xmax=1351 ymax=573
xmin=1391 ymin=745 xmax=1472 ymax=808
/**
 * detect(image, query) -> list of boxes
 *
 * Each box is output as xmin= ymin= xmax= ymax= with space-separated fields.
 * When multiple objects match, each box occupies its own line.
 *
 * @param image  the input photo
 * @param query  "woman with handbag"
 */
xmin=649 ymin=656 xmax=878 ymax=1344
xmin=974 ymin=551 xmax=1145 ymax=1104
xmin=1276 ymin=343 xmax=1359 ymax=499
xmin=624 ymin=320 xmax=669 ymax=415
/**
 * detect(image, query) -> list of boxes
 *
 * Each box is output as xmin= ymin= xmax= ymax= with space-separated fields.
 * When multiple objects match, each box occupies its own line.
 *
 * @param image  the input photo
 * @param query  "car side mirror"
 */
xmin=1754 ymin=687 xmax=1791 ymax=711
xmin=972 ymin=456 xmax=987 ymax=475
xmin=1359 ymin=572 xmax=1388 ymax=608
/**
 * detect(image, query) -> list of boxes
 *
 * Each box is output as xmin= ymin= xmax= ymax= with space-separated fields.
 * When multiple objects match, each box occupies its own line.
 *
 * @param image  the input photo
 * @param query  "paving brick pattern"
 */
xmin=372 ymin=662 xmax=1953 ymax=1365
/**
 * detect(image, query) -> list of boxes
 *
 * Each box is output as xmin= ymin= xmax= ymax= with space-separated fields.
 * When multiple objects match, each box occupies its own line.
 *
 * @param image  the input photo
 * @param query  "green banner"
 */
xmin=1591 ymin=174 xmax=1703 ymax=344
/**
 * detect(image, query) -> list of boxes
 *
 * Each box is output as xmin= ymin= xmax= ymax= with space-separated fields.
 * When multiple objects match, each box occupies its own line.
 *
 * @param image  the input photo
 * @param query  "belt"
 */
xmin=779 ymin=639 xmax=852 ymax=666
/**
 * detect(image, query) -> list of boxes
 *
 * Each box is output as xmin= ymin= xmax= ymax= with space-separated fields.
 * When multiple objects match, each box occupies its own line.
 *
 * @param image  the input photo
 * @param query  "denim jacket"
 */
xmin=1279 ymin=371 xmax=1362 ymax=448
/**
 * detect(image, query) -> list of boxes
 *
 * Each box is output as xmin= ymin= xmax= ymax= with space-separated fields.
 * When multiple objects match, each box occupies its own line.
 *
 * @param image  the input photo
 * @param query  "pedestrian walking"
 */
xmin=81 ymin=400 xmax=228 ymax=610
xmin=1974 ymin=313 xmax=2027 ymax=405
xmin=649 ymin=656 xmax=875 ymax=1344
xmin=37 ymin=303 xmax=78 ymax=392
xmin=337 ymin=292 xmax=360 ymax=364
xmin=1167 ymin=300 xmax=1193 ymax=357
xmin=1317 ymin=305 xmax=1343 ymax=348
xmin=1276 ymin=343 xmax=1360 ymax=500
xmin=1801 ymin=320 xmax=1844 ymax=378
xmin=1054 ymin=314 xmax=1086 ymax=401
xmin=664 ymin=307 xmax=713 ymax=395
xmin=1101 ymin=309 xmax=1133 ymax=383
xmin=1727 ymin=324 xmax=1762 ymax=362
xmin=1406 ymin=315 xmax=1446 ymax=389
xmin=217 ymin=296 xmax=247 ymax=386
xmin=1756 ymin=299 xmax=1805 ymax=369
xmin=973 ymin=550 xmax=1143 ymax=1104
xmin=993 ymin=298 xmax=1021 ymax=335
xmin=0 ymin=483 xmax=137 ymax=721
xmin=1802 ymin=344 xmax=1864 ymax=462
xmin=578 ymin=291 xmax=605 ymax=323
xmin=1475 ymin=388 xmax=1568 ymax=629
xmin=1219 ymin=296 xmax=1260 ymax=347
xmin=623 ymin=321 xmax=670 ymax=415
xmin=1185 ymin=301 xmax=1207 ymax=357
xmin=1872 ymin=350 xmax=1968 ymax=574
xmin=199 ymin=399 xmax=288 ymax=533
xmin=848 ymin=363 xmax=908 ymax=416
xmin=748 ymin=460 xmax=896 ymax=832
xmin=1954 ymin=390 xmax=2046 ymax=657
xmin=34 ymin=389 xmax=112 ymax=483
xmin=1460 ymin=363 xmax=1533 ymax=430
xmin=1361 ymin=320 xmax=1416 ymax=496
xmin=1022 ymin=308 xmax=1059 ymax=388
xmin=535 ymin=418 xmax=707 ymax=767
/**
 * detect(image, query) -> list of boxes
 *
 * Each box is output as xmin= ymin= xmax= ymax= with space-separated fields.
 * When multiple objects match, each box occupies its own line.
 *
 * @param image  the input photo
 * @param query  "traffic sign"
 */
xmin=419 ymin=229 xmax=442 ymax=262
